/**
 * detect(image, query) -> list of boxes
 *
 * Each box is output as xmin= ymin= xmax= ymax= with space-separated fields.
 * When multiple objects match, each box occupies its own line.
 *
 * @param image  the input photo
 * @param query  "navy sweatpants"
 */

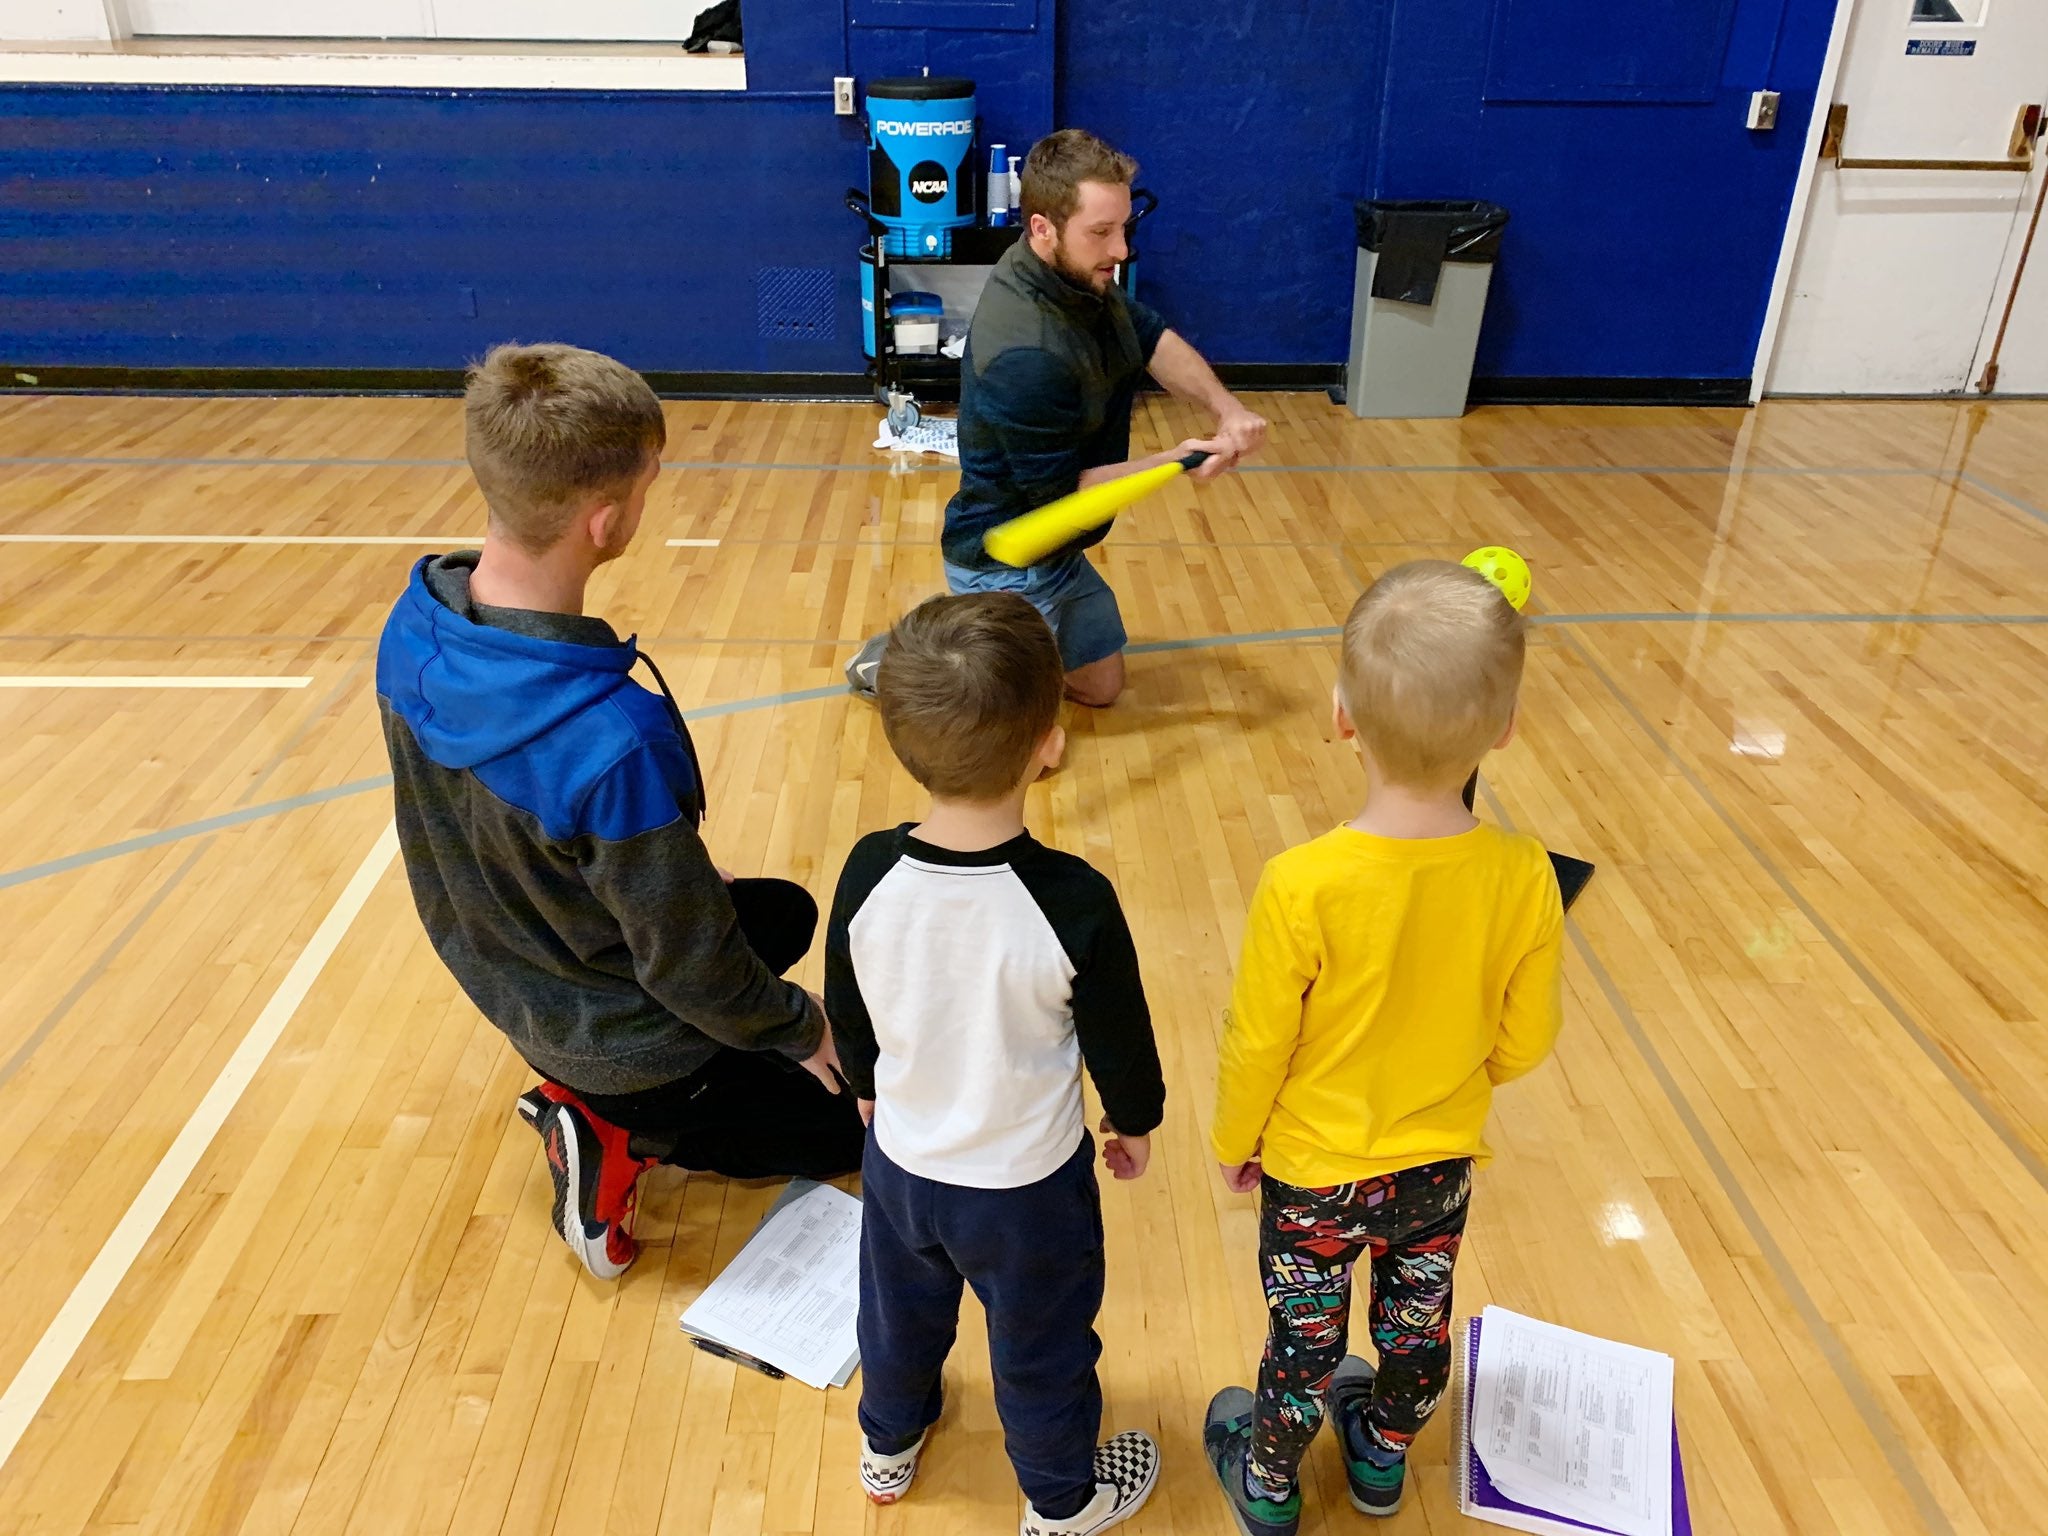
xmin=857 ymin=1132 xmax=1105 ymax=1518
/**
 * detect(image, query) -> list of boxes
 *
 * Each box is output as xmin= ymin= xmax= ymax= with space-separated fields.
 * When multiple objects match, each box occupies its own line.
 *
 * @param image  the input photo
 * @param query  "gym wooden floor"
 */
xmin=1 ymin=391 xmax=2045 ymax=1536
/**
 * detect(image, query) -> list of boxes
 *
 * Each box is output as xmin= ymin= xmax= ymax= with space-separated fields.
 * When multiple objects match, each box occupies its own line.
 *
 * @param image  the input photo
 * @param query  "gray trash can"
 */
xmin=1345 ymin=200 xmax=1508 ymax=419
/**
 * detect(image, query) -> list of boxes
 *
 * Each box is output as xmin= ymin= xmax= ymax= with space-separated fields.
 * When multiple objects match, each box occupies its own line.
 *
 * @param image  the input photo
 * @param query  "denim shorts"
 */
xmin=943 ymin=553 xmax=1128 ymax=671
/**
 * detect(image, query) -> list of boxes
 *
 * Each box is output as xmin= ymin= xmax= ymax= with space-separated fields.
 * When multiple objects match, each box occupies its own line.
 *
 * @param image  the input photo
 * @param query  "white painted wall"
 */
xmin=6 ymin=0 xmax=115 ymax=42
xmin=8 ymin=0 xmax=717 ymax=45
xmin=119 ymin=0 xmax=715 ymax=42
xmin=1 ymin=0 xmax=742 ymax=88
xmin=0 ymin=49 xmax=746 ymax=88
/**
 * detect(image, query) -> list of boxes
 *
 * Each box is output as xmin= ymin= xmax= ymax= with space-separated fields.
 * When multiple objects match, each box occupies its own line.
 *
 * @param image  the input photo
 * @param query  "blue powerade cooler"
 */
xmin=866 ymin=76 xmax=976 ymax=258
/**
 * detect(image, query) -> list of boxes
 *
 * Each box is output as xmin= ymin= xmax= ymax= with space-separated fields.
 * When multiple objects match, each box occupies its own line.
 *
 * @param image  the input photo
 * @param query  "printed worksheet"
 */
xmin=680 ymin=1182 xmax=862 ymax=1389
xmin=1470 ymin=1306 xmax=1675 ymax=1536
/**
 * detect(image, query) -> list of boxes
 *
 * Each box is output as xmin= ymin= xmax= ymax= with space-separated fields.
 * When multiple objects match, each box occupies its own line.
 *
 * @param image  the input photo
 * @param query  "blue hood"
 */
xmin=376 ymin=557 xmax=640 ymax=770
xmin=375 ymin=556 xmax=703 ymax=843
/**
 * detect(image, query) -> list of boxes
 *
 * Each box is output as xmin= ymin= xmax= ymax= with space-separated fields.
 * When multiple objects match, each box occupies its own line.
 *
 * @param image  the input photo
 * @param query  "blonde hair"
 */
xmin=1340 ymin=560 xmax=1527 ymax=791
xmin=464 ymin=342 xmax=666 ymax=553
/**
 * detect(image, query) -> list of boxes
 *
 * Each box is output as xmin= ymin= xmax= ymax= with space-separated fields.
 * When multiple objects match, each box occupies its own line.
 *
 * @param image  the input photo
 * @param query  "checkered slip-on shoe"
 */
xmin=1018 ymin=1430 xmax=1160 ymax=1536
xmin=859 ymin=1429 xmax=927 ymax=1504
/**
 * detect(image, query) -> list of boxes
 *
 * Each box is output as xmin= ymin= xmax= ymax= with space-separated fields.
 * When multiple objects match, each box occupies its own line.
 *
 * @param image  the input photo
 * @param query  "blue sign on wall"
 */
xmin=1906 ymin=38 xmax=1977 ymax=55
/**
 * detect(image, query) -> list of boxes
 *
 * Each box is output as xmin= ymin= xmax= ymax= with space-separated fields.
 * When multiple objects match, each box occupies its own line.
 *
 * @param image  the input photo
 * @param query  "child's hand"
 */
xmin=858 ymin=1098 xmax=875 ymax=1126
xmin=1218 ymin=1158 xmax=1262 ymax=1194
xmin=1099 ymin=1118 xmax=1151 ymax=1180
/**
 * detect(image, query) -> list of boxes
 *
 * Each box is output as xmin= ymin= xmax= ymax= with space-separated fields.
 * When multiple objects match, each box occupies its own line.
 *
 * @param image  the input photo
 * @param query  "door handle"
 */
xmin=1821 ymin=103 xmax=2040 ymax=171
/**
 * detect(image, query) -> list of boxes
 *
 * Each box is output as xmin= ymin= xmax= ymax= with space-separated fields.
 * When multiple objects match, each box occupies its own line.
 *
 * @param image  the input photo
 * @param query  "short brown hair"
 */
xmin=464 ymin=342 xmax=666 ymax=553
xmin=877 ymin=593 xmax=1064 ymax=801
xmin=1019 ymin=128 xmax=1138 ymax=230
xmin=1340 ymin=560 xmax=1527 ymax=791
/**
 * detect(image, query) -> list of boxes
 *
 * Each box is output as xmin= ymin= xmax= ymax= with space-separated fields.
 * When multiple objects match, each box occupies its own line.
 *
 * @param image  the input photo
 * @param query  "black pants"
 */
xmin=570 ymin=877 xmax=867 ymax=1182
xmin=857 ymin=1133 xmax=1105 ymax=1518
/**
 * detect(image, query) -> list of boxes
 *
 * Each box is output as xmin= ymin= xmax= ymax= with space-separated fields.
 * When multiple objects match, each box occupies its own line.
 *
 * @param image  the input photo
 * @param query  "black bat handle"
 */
xmin=1178 ymin=450 xmax=1212 ymax=471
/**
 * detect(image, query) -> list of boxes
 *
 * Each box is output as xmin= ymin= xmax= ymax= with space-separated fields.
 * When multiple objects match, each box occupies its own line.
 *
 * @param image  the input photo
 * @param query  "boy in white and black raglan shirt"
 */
xmin=826 ymin=593 xmax=1166 ymax=1536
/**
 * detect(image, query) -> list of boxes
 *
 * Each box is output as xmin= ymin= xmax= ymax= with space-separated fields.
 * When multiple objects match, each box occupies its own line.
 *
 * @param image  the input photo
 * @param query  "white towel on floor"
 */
xmin=874 ymin=414 xmax=959 ymax=459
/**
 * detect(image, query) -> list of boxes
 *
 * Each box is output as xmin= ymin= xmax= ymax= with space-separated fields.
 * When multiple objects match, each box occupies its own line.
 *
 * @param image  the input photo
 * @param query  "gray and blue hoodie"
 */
xmin=375 ymin=551 xmax=823 ymax=1095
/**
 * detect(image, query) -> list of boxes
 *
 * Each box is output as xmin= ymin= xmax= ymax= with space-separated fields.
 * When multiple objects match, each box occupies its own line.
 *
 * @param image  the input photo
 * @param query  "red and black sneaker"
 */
xmin=515 ymin=1086 xmax=550 ymax=1133
xmin=531 ymin=1087 xmax=655 ymax=1281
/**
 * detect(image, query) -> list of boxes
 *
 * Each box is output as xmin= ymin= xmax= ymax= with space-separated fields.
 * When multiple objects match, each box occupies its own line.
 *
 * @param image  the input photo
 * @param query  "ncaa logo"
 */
xmin=909 ymin=159 xmax=949 ymax=203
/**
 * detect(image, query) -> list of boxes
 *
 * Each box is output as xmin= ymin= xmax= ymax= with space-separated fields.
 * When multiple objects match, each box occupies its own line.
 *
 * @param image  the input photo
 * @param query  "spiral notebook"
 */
xmin=1451 ymin=1314 xmax=1692 ymax=1536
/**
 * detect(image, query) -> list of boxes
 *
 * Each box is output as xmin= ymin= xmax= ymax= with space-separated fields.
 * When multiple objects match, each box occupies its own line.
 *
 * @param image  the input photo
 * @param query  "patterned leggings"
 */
xmin=1249 ymin=1158 xmax=1472 ymax=1494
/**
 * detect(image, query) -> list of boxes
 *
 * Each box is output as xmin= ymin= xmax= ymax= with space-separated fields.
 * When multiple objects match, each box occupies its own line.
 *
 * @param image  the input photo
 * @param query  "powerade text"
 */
xmin=874 ymin=119 xmax=974 ymax=137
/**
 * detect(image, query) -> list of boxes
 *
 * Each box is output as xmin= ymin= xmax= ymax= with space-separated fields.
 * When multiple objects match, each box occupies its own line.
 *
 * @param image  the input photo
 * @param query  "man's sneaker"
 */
xmin=1018 ymin=1430 xmax=1160 ymax=1536
xmin=1202 ymin=1387 xmax=1300 ymax=1536
xmin=538 ymin=1094 xmax=642 ymax=1281
xmin=1331 ymin=1356 xmax=1406 ymax=1517
xmin=845 ymin=631 xmax=888 ymax=699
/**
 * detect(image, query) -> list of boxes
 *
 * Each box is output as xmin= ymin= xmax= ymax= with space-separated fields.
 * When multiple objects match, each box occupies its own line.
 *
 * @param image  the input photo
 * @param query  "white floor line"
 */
xmin=2 ymin=534 xmax=722 ymax=549
xmin=0 ymin=677 xmax=312 ymax=690
xmin=0 ymin=823 xmax=399 ymax=1473
xmin=0 ymin=534 xmax=461 ymax=546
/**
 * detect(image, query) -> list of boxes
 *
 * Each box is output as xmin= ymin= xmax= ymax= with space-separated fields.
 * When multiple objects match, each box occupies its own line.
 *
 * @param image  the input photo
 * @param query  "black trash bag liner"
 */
xmin=1355 ymin=200 xmax=1508 ymax=306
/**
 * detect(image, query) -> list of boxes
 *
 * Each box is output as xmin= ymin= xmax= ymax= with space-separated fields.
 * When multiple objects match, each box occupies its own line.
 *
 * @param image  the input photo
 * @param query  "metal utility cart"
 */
xmin=848 ymin=185 xmax=1157 ymax=406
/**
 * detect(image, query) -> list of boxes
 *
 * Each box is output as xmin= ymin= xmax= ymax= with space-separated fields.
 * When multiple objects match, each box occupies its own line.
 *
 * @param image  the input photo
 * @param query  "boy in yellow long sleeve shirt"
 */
xmin=1203 ymin=560 xmax=1565 ymax=1534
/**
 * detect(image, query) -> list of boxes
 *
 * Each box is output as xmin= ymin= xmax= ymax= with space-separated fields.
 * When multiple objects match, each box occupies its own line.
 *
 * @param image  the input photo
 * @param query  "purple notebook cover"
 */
xmin=1460 ymin=1316 xmax=1693 ymax=1535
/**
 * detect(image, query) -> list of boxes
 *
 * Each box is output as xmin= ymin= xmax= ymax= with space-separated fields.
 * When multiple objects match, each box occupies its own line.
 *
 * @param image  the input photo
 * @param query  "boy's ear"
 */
xmin=1331 ymin=684 xmax=1357 ymax=742
xmin=584 ymin=494 xmax=621 ymax=551
xmin=1036 ymin=722 xmax=1067 ymax=775
xmin=1494 ymin=700 xmax=1519 ymax=751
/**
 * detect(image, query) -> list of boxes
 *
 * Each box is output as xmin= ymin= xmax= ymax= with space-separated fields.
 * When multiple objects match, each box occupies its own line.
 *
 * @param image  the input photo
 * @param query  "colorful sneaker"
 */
xmin=527 ymin=1083 xmax=657 ymax=1222
xmin=538 ymin=1094 xmax=641 ymax=1281
xmin=1331 ymin=1356 xmax=1406 ymax=1517
xmin=1202 ymin=1387 xmax=1300 ymax=1536
xmin=1018 ymin=1430 xmax=1160 ymax=1536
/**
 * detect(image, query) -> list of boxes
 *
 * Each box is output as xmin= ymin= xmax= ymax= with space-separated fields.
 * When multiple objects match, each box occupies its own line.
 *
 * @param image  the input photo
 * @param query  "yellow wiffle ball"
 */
xmin=1462 ymin=545 xmax=1531 ymax=611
